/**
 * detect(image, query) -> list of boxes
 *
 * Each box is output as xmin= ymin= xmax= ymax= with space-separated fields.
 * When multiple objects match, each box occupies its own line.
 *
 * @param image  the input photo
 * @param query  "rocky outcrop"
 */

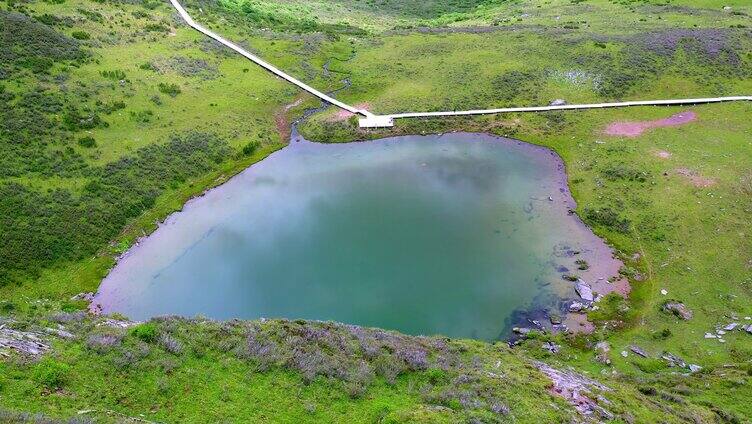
xmin=575 ymin=280 xmax=594 ymax=302
xmin=0 ymin=324 xmax=49 ymax=357
xmin=534 ymin=362 xmax=614 ymax=420
xmin=662 ymin=301 xmax=693 ymax=320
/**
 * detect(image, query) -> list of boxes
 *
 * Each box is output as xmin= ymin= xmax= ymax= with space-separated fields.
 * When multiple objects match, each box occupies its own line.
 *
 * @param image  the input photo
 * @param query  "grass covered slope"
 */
xmin=0 ymin=315 xmax=726 ymax=423
xmin=0 ymin=0 xmax=354 ymax=303
xmin=1 ymin=0 xmax=751 ymax=421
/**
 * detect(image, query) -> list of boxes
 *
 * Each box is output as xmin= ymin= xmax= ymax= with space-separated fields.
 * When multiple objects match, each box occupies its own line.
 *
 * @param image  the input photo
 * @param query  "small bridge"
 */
xmin=170 ymin=0 xmax=751 ymax=128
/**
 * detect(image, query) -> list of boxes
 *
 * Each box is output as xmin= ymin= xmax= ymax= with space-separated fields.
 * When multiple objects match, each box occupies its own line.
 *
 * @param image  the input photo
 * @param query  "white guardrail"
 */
xmin=169 ymin=0 xmax=752 ymax=128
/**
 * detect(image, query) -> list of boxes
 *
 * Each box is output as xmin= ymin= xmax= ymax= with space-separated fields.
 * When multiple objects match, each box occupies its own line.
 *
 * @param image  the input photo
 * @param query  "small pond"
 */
xmin=94 ymin=133 xmax=622 ymax=340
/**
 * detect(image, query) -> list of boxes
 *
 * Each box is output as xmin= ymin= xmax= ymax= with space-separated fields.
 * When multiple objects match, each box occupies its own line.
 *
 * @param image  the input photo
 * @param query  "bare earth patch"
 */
xmin=274 ymin=96 xmax=305 ymax=140
xmin=653 ymin=150 xmax=672 ymax=159
xmin=675 ymin=168 xmax=716 ymax=188
xmin=328 ymin=102 xmax=371 ymax=122
xmin=604 ymin=110 xmax=697 ymax=137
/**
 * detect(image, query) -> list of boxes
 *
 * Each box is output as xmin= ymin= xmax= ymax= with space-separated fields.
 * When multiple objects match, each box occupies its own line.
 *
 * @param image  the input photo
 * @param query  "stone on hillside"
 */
xmin=661 ymin=352 xmax=686 ymax=368
xmin=662 ymin=301 xmax=693 ymax=320
xmin=688 ymin=364 xmax=702 ymax=373
xmin=71 ymin=292 xmax=95 ymax=302
xmin=513 ymin=327 xmax=531 ymax=335
xmin=620 ymin=351 xmax=628 ymax=358
xmin=723 ymin=323 xmax=738 ymax=331
xmin=575 ymin=280 xmax=594 ymax=302
xmin=550 ymin=314 xmax=563 ymax=325
xmin=543 ymin=341 xmax=561 ymax=354
xmin=569 ymin=302 xmax=586 ymax=312
xmin=595 ymin=341 xmax=611 ymax=365
xmin=743 ymin=325 xmax=752 ymax=335
xmin=549 ymin=99 xmax=567 ymax=106
xmin=629 ymin=345 xmax=648 ymax=358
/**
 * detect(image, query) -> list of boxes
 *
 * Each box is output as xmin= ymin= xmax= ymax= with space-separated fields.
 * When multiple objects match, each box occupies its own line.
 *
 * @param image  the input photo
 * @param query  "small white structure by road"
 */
xmin=169 ymin=0 xmax=751 ymax=129
xmin=359 ymin=115 xmax=394 ymax=128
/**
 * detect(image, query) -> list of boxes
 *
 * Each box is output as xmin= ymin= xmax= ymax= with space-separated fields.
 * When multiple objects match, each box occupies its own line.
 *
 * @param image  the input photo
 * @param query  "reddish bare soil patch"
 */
xmin=675 ymin=168 xmax=716 ymax=188
xmin=274 ymin=97 xmax=305 ymax=140
xmin=604 ymin=110 xmax=697 ymax=137
xmin=653 ymin=150 xmax=672 ymax=159
xmin=328 ymin=102 xmax=371 ymax=122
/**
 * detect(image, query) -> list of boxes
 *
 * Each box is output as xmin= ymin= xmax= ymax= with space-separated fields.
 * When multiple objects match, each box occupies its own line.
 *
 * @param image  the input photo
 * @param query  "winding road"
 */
xmin=170 ymin=0 xmax=751 ymax=128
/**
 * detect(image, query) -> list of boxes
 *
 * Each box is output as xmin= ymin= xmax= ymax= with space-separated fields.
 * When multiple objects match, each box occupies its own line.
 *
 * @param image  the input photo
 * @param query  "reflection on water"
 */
xmin=94 ymin=133 xmax=617 ymax=340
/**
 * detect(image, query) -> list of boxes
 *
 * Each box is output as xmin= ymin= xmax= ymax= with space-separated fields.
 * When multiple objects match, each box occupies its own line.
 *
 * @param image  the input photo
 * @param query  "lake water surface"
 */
xmin=95 ymin=133 xmax=621 ymax=340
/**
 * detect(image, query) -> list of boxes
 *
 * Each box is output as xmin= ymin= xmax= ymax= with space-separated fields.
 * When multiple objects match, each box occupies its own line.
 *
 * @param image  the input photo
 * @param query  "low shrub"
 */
xmin=241 ymin=140 xmax=261 ymax=156
xmin=130 ymin=323 xmax=158 ymax=343
xmin=77 ymin=136 xmax=96 ymax=148
xmin=33 ymin=359 xmax=70 ymax=390
xmin=158 ymin=82 xmax=181 ymax=97
xmin=585 ymin=207 xmax=631 ymax=233
xmin=71 ymin=30 xmax=90 ymax=40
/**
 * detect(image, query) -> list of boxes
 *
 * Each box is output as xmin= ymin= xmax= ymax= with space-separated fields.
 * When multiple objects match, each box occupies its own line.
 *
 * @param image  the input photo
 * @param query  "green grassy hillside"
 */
xmin=1 ymin=0 xmax=751 ymax=421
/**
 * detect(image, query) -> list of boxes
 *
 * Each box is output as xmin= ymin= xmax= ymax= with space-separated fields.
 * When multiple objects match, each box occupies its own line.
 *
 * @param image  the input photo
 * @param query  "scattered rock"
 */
xmin=595 ymin=341 xmax=611 ymax=365
xmin=717 ymin=330 xmax=726 ymax=336
xmin=71 ymin=292 xmax=95 ymax=302
xmin=0 ymin=325 xmax=50 ymax=357
xmin=45 ymin=327 xmax=75 ymax=339
xmin=660 ymin=289 xmax=668 ymax=296
xmin=688 ymin=364 xmax=702 ymax=373
xmin=575 ymin=280 xmax=594 ymax=302
xmin=662 ymin=301 xmax=693 ymax=320
xmin=535 ymin=362 xmax=614 ymax=420
xmin=629 ymin=345 xmax=648 ymax=358
xmin=549 ymin=314 xmax=562 ymax=325
xmin=661 ymin=352 xmax=686 ymax=368
xmin=99 ymin=318 xmax=139 ymax=329
xmin=723 ymin=6 xmax=732 ymax=11
xmin=543 ymin=341 xmax=561 ymax=354
xmin=512 ymin=327 xmax=531 ymax=336
xmin=704 ymin=333 xmax=717 ymax=339
xmin=549 ymin=99 xmax=567 ymax=106
xmin=742 ymin=325 xmax=752 ymax=334
xmin=569 ymin=302 xmax=586 ymax=313
xmin=723 ymin=323 xmax=738 ymax=331
xmin=620 ymin=351 xmax=628 ymax=358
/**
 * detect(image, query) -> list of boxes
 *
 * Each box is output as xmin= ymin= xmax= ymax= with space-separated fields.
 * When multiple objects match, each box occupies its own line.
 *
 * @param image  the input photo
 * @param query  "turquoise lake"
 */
xmin=94 ymin=133 xmax=621 ymax=340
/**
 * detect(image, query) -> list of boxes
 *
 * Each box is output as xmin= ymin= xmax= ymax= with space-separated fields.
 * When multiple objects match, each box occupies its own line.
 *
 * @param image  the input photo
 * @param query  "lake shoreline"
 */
xmin=92 ymin=131 xmax=629 ymax=340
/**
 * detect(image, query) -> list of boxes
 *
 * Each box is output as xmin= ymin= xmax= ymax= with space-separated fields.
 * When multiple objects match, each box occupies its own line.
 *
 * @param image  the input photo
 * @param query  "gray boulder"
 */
xmin=629 ymin=345 xmax=648 ymax=358
xmin=662 ymin=301 xmax=693 ymax=320
xmin=575 ymin=280 xmax=594 ymax=302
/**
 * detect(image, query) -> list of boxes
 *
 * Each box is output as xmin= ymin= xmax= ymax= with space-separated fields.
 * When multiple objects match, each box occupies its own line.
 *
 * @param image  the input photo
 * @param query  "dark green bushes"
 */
xmin=0 ymin=133 xmax=231 ymax=285
xmin=0 ymin=11 xmax=86 ymax=71
xmin=100 ymin=69 xmax=126 ymax=80
xmin=158 ymin=82 xmax=182 ymax=97
xmin=241 ymin=140 xmax=261 ymax=156
xmin=602 ymin=164 xmax=650 ymax=182
xmin=78 ymin=136 xmax=97 ymax=148
xmin=584 ymin=207 xmax=631 ymax=233
xmin=71 ymin=30 xmax=90 ymax=40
